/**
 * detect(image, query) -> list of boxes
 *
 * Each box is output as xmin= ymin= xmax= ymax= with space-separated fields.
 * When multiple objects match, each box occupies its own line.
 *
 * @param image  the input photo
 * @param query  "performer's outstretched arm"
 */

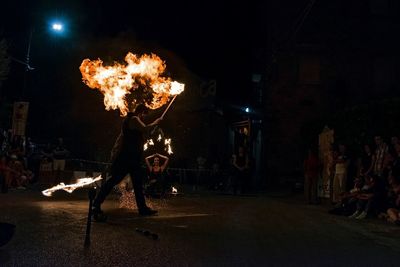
xmin=145 ymin=155 xmax=154 ymax=171
xmin=130 ymin=115 xmax=162 ymax=128
xmin=147 ymin=115 xmax=163 ymax=127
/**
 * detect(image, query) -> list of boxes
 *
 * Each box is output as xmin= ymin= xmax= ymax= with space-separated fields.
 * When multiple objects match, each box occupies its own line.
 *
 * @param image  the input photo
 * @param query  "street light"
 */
xmin=11 ymin=20 xmax=66 ymax=97
xmin=52 ymin=23 xmax=63 ymax=32
xmin=11 ymin=21 xmax=66 ymax=72
xmin=25 ymin=20 xmax=66 ymax=70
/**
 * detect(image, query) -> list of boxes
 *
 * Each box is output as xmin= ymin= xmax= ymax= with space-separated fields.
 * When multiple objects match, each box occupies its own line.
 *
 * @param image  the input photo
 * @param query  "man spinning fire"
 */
xmin=79 ymin=52 xmax=185 ymax=221
xmin=92 ymin=104 xmax=162 ymax=221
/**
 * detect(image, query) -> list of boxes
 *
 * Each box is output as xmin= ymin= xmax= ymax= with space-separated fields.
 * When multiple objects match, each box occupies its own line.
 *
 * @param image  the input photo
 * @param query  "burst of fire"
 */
xmin=144 ymin=137 xmax=173 ymax=154
xmin=79 ymin=52 xmax=185 ymax=116
xmin=164 ymin=138 xmax=173 ymax=155
xmin=42 ymin=176 xmax=102 ymax=197
xmin=172 ymin=186 xmax=178 ymax=194
xmin=143 ymin=138 xmax=155 ymax=151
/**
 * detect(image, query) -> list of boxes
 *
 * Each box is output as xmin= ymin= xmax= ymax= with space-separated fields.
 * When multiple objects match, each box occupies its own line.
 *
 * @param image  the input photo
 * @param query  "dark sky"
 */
xmin=1 ymin=0 xmax=319 ymax=112
xmin=1 ymin=0 xmax=263 ymax=80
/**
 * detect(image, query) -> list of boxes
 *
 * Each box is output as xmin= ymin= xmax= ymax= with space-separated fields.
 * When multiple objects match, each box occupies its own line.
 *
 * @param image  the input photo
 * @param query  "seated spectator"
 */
xmin=8 ymin=154 xmax=30 ymax=189
xmin=349 ymin=176 xmax=379 ymax=220
xmin=385 ymin=174 xmax=400 ymax=225
xmin=145 ymin=153 xmax=169 ymax=197
xmin=329 ymin=176 xmax=363 ymax=216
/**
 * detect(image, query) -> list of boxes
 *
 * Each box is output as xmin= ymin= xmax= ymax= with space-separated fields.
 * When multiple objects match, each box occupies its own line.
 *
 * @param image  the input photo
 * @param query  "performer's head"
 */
xmin=134 ymin=104 xmax=149 ymax=118
xmin=153 ymin=156 xmax=160 ymax=166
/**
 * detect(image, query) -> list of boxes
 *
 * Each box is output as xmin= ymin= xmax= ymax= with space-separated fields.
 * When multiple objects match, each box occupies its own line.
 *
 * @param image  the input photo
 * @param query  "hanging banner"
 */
xmin=12 ymin=102 xmax=29 ymax=136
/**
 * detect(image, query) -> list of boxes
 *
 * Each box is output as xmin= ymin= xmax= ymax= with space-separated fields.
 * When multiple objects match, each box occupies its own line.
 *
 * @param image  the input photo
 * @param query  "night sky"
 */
xmin=0 ymin=0 xmax=271 ymax=102
xmin=1 ymin=0 xmax=317 ymax=105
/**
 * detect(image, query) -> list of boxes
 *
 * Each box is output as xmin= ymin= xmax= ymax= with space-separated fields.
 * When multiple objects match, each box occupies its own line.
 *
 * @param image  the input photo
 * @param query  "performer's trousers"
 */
xmin=93 ymin=161 xmax=146 ymax=211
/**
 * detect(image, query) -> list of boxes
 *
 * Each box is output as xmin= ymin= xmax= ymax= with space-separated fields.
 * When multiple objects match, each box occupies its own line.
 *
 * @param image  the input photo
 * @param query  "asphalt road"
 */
xmin=1 ymin=188 xmax=400 ymax=266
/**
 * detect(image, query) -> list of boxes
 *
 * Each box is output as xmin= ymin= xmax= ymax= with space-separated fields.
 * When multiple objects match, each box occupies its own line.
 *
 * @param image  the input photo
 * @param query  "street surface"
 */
xmin=1 ymin=188 xmax=400 ymax=266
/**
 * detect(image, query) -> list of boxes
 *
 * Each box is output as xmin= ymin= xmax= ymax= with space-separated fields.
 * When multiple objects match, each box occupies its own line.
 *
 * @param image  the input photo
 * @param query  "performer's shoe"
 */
xmin=139 ymin=207 xmax=158 ymax=216
xmin=92 ymin=207 xmax=108 ymax=222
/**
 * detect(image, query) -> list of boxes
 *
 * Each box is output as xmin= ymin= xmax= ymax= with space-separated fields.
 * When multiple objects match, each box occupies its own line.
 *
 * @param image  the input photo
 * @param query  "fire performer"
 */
xmin=92 ymin=104 xmax=162 ymax=221
xmin=145 ymin=153 xmax=169 ymax=196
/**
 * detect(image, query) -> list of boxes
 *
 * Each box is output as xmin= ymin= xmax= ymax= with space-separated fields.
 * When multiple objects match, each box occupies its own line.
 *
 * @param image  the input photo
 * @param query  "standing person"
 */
xmin=304 ymin=149 xmax=320 ymax=204
xmin=373 ymin=135 xmax=388 ymax=178
xmin=93 ymin=105 xmax=162 ymax=221
xmin=53 ymin=138 xmax=69 ymax=181
xmin=360 ymin=144 xmax=375 ymax=182
xmin=332 ymin=144 xmax=349 ymax=203
xmin=232 ymin=146 xmax=249 ymax=195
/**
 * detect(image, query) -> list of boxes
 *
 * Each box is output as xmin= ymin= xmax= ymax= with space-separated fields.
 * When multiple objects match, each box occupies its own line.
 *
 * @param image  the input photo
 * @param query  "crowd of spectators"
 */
xmin=321 ymin=135 xmax=400 ymax=226
xmin=0 ymin=130 xmax=69 ymax=193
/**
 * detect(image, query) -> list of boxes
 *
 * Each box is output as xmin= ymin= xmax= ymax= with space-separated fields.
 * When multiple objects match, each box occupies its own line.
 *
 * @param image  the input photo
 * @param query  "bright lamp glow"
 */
xmin=245 ymin=107 xmax=250 ymax=113
xmin=52 ymin=23 xmax=63 ymax=31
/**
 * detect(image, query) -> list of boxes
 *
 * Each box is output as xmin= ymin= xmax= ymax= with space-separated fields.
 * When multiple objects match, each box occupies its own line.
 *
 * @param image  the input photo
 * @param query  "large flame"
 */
xmin=79 ymin=52 xmax=185 ymax=116
xmin=42 ymin=176 xmax=102 ymax=197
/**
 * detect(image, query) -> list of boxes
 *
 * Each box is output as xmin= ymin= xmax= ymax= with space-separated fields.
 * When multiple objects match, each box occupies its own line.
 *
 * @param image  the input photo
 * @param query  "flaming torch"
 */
xmin=79 ymin=52 xmax=184 ymax=116
xmin=41 ymin=175 xmax=102 ymax=247
xmin=42 ymin=176 xmax=102 ymax=197
xmin=172 ymin=186 xmax=178 ymax=194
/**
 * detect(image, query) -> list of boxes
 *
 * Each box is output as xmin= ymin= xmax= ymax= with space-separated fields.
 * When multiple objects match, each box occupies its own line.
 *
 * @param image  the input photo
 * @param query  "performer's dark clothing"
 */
xmin=146 ymin=167 xmax=167 ymax=196
xmin=93 ymin=113 xmax=147 ymax=211
xmin=149 ymin=168 xmax=163 ymax=181
xmin=233 ymin=154 xmax=248 ymax=194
